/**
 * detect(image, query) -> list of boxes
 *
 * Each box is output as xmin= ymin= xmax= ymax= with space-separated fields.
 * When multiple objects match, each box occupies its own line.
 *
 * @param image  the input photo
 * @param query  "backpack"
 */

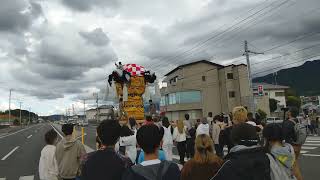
xmin=266 ymin=153 xmax=297 ymax=180
xmin=291 ymin=119 xmax=307 ymax=145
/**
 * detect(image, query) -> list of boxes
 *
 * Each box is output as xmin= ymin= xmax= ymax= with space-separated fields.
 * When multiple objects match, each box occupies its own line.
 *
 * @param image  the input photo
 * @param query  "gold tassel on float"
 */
xmin=123 ymin=84 xmax=128 ymax=102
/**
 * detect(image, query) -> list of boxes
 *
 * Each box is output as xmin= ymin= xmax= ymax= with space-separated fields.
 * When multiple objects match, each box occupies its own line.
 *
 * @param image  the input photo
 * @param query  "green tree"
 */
xmin=286 ymin=96 xmax=301 ymax=109
xmin=269 ymin=99 xmax=278 ymax=112
xmin=285 ymin=88 xmax=297 ymax=97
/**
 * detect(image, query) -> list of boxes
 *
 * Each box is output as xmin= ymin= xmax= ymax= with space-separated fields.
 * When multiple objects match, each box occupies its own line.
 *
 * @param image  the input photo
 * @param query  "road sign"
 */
xmin=258 ymin=85 xmax=264 ymax=96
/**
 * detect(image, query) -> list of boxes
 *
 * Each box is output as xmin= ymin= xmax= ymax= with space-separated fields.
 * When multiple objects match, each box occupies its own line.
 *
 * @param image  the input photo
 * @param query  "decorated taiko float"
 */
xmin=108 ymin=62 xmax=156 ymax=123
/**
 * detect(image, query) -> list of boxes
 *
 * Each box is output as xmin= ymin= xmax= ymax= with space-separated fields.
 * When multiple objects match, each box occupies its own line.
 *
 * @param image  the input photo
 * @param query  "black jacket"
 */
xmin=219 ymin=126 xmax=233 ymax=149
xmin=212 ymin=147 xmax=271 ymax=180
xmin=282 ymin=119 xmax=297 ymax=145
xmin=81 ymin=148 xmax=133 ymax=180
xmin=122 ymin=161 xmax=180 ymax=180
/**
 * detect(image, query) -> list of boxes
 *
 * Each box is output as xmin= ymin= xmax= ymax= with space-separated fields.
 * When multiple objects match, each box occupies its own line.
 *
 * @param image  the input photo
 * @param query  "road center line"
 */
xmin=1 ymin=146 xmax=19 ymax=161
xmin=27 ymin=135 xmax=32 ymax=139
xmin=0 ymin=125 xmax=39 ymax=139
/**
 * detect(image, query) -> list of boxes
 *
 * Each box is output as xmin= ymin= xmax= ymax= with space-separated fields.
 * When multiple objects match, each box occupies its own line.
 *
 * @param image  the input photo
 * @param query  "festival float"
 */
xmin=108 ymin=62 xmax=156 ymax=123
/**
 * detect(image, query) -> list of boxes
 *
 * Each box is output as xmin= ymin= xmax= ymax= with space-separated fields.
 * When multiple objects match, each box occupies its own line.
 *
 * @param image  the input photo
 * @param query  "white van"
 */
xmin=266 ymin=117 xmax=283 ymax=124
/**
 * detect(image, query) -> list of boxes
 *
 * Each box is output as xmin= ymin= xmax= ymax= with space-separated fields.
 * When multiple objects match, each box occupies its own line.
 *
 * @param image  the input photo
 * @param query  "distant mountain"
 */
xmin=253 ymin=60 xmax=320 ymax=96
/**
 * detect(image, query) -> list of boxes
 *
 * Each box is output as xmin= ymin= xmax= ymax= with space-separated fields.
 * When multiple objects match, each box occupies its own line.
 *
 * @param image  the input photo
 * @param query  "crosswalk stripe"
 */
xmin=300 ymin=150 xmax=308 ymax=154
xmin=306 ymin=137 xmax=320 ymax=140
xmin=302 ymin=154 xmax=320 ymax=157
xmin=306 ymin=140 xmax=320 ymax=143
xmin=302 ymin=146 xmax=317 ymax=150
xmin=19 ymin=175 xmax=34 ymax=180
xmin=303 ymin=143 xmax=320 ymax=146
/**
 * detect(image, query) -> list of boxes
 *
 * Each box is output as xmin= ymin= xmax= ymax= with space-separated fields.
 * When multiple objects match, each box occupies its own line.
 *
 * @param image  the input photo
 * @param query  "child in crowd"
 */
xmin=39 ymin=129 xmax=59 ymax=180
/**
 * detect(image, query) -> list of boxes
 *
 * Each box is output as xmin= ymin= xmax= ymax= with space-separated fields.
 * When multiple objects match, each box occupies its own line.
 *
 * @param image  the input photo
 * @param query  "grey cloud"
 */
xmin=0 ymin=0 xmax=42 ymax=32
xmin=139 ymin=0 xmax=320 ymax=74
xmin=62 ymin=0 xmax=120 ymax=12
xmin=27 ymin=24 xmax=117 ymax=80
xmin=79 ymin=28 xmax=110 ymax=46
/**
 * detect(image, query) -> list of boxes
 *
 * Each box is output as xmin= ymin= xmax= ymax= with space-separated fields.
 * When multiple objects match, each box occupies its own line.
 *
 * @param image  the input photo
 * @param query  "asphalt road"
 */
xmin=0 ymin=123 xmax=50 ymax=180
xmin=0 ymin=123 xmax=319 ymax=180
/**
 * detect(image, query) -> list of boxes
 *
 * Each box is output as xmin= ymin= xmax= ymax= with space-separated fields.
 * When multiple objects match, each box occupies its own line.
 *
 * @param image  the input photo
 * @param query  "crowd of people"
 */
xmin=38 ymin=106 xmax=308 ymax=180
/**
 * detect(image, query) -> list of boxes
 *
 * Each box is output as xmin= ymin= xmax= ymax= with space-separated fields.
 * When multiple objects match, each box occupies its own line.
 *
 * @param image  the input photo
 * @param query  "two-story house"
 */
xmin=160 ymin=60 xmax=251 ymax=121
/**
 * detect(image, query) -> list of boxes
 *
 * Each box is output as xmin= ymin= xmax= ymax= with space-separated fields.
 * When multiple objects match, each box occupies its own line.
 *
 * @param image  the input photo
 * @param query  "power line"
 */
xmin=213 ymin=4 xmax=320 ymax=65
xmin=252 ymin=53 xmax=320 ymax=76
xmin=251 ymin=43 xmax=320 ymax=66
xmin=150 ymin=0 xmax=291 ymax=72
xmin=144 ymin=0 xmax=272 ymax=69
xmin=263 ymin=31 xmax=320 ymax=53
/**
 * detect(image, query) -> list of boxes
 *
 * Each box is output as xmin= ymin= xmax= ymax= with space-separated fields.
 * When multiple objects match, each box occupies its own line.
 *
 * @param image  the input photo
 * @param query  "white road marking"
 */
xmin=302 ymin=154 xmax=320 ymax=157
xmin=50 ymin=124 xmax=94 ymax=153
xmin=300 ymin=150 xmax=308 ymax=154
xmin=303 ymin=143 xmax=320 ymax=146
xmin=50 ymin=124 xmax=63 ymax=138
xmin=0 ymin=178 xmax=6 ymax=180
xmin=306 ymin=140 xmax=320 ymax=143
xmin=27 ymin=135 xmax=32 ymax=139
xmin=75 ymin=133 xmax=87 ymax=140
xmin=1 ymin=146 xmax=19 ymax=161
xmin=19 ymin=176 xmax=34 ymax=180
xmin=306 ymin=137 xmax=320 ymax=140
xmin=301 ymin=146 xmax=317 ymax=150
xmin=0 ymin=125 xmax=39 ymax=139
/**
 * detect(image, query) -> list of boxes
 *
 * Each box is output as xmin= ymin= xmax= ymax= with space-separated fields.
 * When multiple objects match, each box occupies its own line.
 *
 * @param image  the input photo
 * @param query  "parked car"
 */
xmin=266 ymin=117 xmax=283 ymax=124
xmin=80 ymin=121 xmax=89 ymax=126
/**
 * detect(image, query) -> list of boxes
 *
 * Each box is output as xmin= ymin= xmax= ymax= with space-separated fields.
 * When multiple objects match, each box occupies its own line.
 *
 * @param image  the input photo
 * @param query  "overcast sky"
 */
xmin=0 ymin=0 xmax=320 ymax=115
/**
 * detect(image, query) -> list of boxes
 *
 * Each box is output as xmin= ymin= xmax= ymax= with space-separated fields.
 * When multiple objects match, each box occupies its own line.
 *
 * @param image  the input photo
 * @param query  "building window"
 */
xmin=229 ymin=91 xmax=236 ymax=98
xmin=227 ymin=73 xmax=234 ymax=79
xmin=160 ymin=96 xmax=166 ymax=106
xmin=178 ymin=91 xmax=201 ymax=104
xmin=168 ymin=93 xmax=176 ymax=105
xmin=165 ymin=91 xmax=201 ymax=105
xmin=202 ymin=76 xmax=206 ymax=81
xmin=169 ymin=76 xmax=178 ymax=84
xmin=275 ymin=92 xmax=285 ymax=97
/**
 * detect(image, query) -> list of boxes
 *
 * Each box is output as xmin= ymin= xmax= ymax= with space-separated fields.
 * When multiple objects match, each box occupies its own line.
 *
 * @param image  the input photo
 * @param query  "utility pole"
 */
xmin=83 ymin=99 xmax=86 ymax=122
xmin=273 ymin=72 xmax=278 ymax=85
xmin=93 ymin=93 xmax=99 ymax=122
xmin=244 ymin=40 xmax=264 ymax=114
xmin=19 ymin=102 xmax=22 ymax=126
xmin=28 ymin=107 xmax=31 ymax=125
xmin=8 ymin=89 xmax=12 ymax=125
xmin=72 ymin=104 xmax=75 ymax=116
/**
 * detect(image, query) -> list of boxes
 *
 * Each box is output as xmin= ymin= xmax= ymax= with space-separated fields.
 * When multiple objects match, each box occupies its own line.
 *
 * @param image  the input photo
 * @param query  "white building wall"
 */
xmin=268 ymin=90 xmax=287 ymax=107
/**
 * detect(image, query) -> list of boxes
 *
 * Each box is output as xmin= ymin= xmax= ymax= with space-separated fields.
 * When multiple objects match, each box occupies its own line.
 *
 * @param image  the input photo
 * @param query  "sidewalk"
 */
xmin=50 ymin=123 xmax=94 ymax=153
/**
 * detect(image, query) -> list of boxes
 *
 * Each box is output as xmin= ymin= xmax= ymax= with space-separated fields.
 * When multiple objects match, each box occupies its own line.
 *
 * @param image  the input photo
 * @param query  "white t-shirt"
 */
xmin=173 ymin=126 xmax=187 ymax=142
xmin=196 ymin=123 xmax=210 ymax=137
xmin=39 ymin=145 xmax=59 ymax=180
